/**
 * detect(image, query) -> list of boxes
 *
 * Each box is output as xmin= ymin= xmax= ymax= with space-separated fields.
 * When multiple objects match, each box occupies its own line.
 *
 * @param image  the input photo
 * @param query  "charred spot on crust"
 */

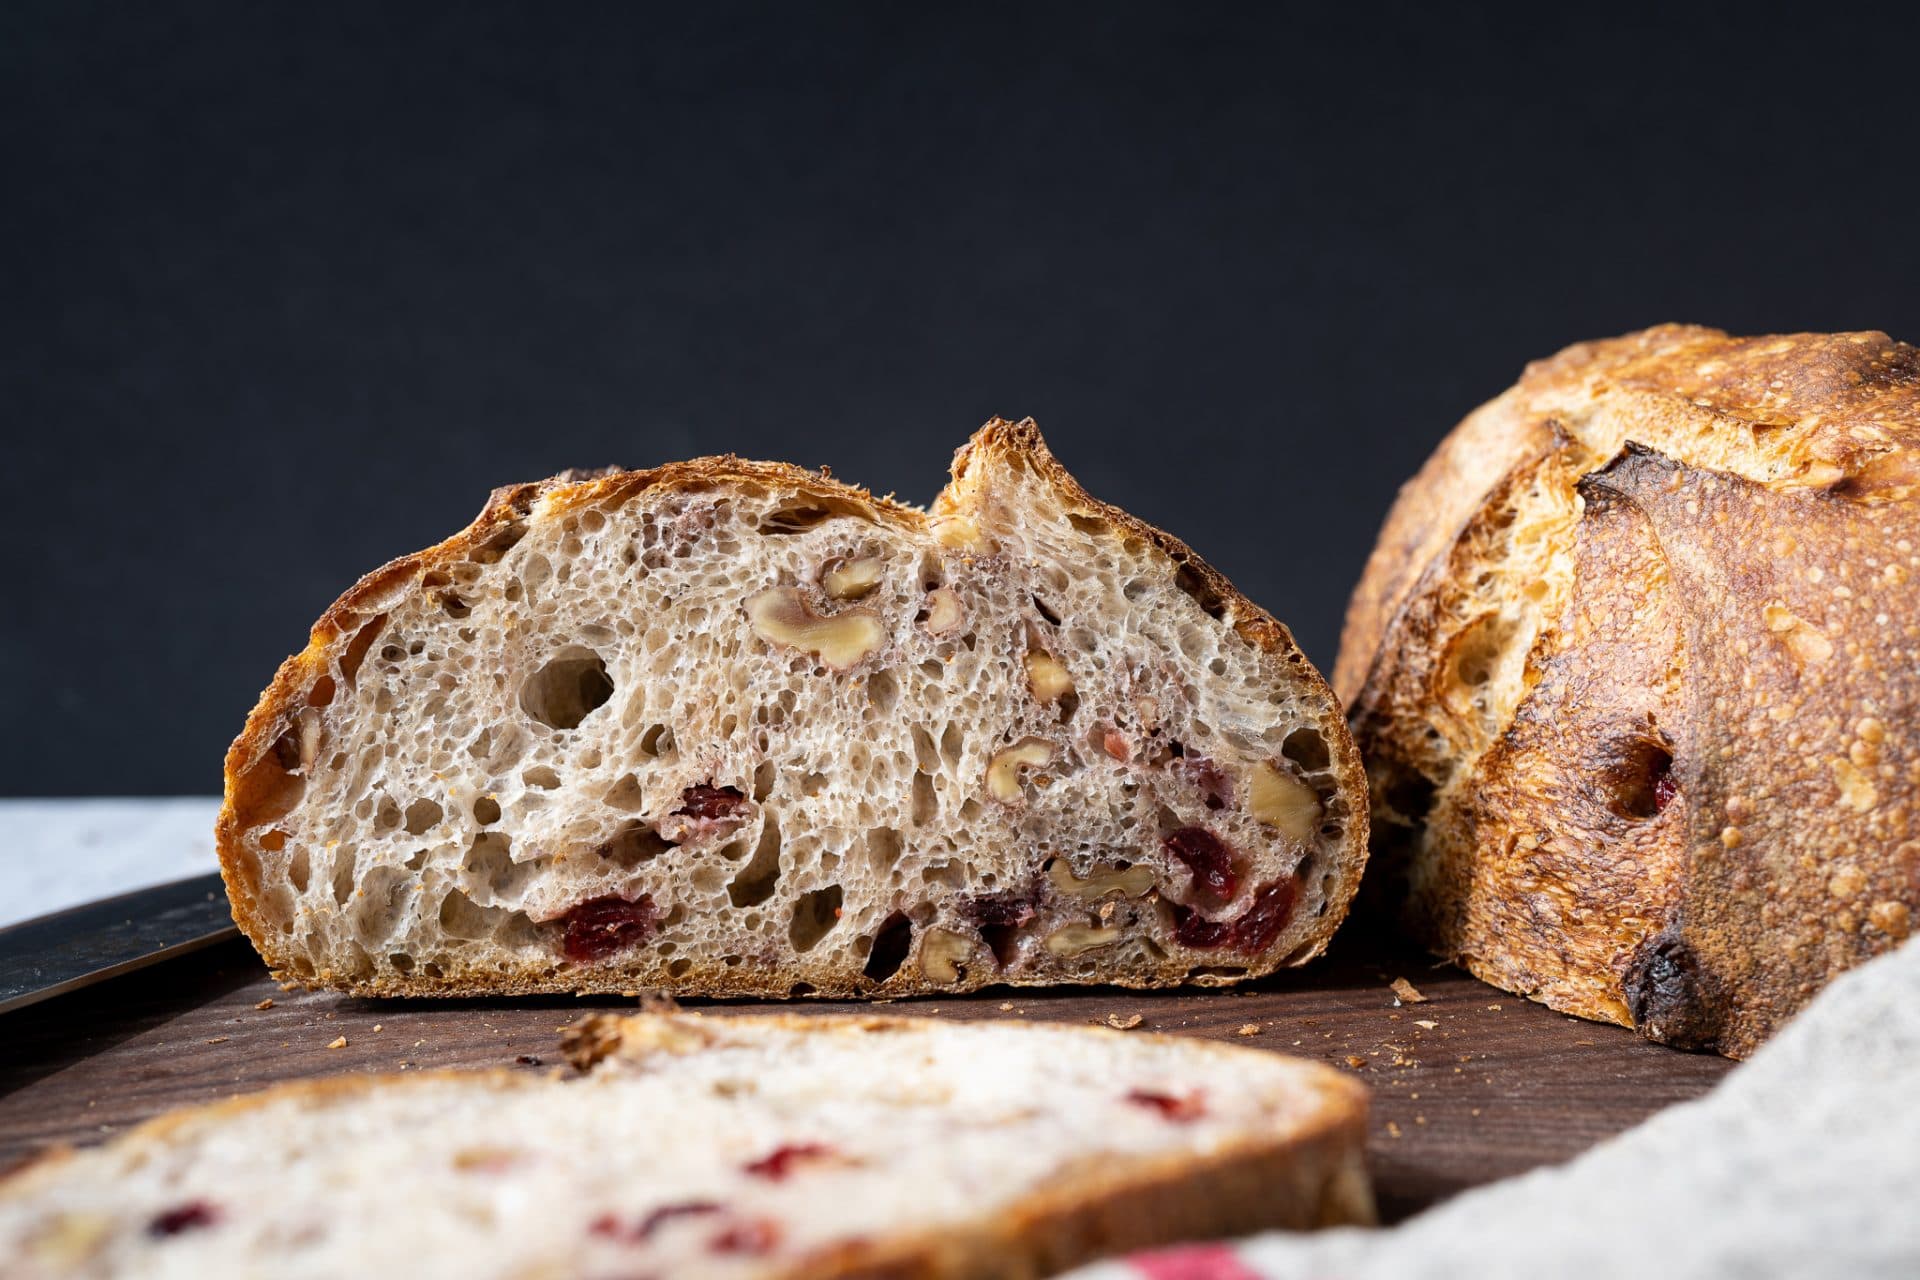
xmin=1623 ymin=929 xmax=1722 ymax=1050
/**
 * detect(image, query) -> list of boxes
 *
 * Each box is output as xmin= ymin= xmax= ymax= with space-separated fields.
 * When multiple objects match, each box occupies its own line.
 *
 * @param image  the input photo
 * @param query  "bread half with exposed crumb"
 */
xmin=217 ymin=419 xmax=1367 ymax=997
xmin=0 ymin=1012 xmax=1374 ymax=1279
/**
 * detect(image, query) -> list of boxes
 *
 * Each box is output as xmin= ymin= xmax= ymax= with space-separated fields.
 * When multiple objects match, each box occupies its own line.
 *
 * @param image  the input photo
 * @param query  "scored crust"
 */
xmin=1337 ymin=325 xmax=1920 ymax=1057
xmin=0 ymin=1013 xmax=1374 ymax=1279
xmin=217 ymin=419 xmax=1368 ymax=998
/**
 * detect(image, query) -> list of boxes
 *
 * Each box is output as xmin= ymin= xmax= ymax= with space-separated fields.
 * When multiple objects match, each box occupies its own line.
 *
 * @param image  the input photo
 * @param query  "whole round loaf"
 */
xmin=1335 ymin=325 xmax=1920 ymax=1058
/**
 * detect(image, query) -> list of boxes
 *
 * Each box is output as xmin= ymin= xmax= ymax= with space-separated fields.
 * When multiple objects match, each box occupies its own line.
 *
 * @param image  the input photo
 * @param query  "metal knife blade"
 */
xmin=0 ymin=872 xmax=237 ymax=1014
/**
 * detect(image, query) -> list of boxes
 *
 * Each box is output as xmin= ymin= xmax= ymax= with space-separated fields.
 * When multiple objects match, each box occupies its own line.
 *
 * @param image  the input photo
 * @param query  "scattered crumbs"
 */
xmin=1386 ymin=1121 xmax=1404 ymax=1138
xmin=1390 ymin=977 xmax=1428 ymax=1005
xmin=1415 ymin=1115 xmax=1427 ymax=1126
xmin=1107 ymin=1014 xmax=1144 ymax=1030
xmin=1414 ymin=1019 xmax=1438 ymax=1030
xmin=372 ymin=1024 xmax=383 ymax=1034
xmin=1471 ymin=1108 xmax=1482 ymax=1117
xmin=1573 ymin=1040 xmax=1595 ymax=1047
xmin=254 ymin=998 xmax=275 ymax=1010
xmin=1410 ymin=1092 xmax=1420 ymax=1101
xmin=415 ymin=1040 xmax=427 ymax=1048
xmin=205 ymin=1036 xmax=229 ymax=1045
xmin=1487 ymin=1003 xmax=1503 ymax=1011
xmin=326 ymin=1036 xmax=349 ymax=1050
xmin=1454 ymin=1067 xmax=1464 ymax=1074
xmin=1345 ymin=1055 xmax=1367 ymax=1069
xmin=1236 ymin=1023 xmax=1261 ymax=1037
xmin=398 ymin=1062 xmax=411 ymax=1071
xmin=515 ymin=1054 xmax=543 ymax=1067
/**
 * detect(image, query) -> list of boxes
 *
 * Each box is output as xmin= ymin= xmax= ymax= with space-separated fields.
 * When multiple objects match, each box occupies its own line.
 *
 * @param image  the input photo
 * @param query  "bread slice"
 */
xmin=217 ymin=419 xmax=1367 ymax=997
xmin=1335 ymin=325 xmax=1920 ymax=1057
xmin=0 ymin=1013 xmax=1374 ymax=1278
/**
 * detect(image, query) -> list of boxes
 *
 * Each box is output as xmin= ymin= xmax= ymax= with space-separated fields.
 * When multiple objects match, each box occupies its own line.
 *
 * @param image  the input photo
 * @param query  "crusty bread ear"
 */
xmin=1337 ymin=326 xmax=1920 ymax=1057
xmin=0 ymin=1013 xmax=1373 ymax=1277
xmin=217 ymin=419 xmax=1367 ymax=997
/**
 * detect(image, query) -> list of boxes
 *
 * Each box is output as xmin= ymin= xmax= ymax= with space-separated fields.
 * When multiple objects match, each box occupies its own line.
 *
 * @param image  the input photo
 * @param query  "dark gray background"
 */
xmin=5 ymin=3 xmax=1917 ymax=796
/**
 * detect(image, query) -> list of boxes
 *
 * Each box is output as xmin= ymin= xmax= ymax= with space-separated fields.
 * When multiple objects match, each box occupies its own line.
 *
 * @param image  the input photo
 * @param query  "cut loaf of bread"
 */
xmin=218 ymin=420 xmax=1366 ymax=997
xmin=0 ymin=1013 xmax=1375 ymax=1279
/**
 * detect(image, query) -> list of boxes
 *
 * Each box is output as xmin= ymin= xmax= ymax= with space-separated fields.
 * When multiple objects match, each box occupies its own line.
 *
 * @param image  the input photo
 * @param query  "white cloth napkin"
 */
xmin=1076 ymin=935 xmax=1920 ymax=1279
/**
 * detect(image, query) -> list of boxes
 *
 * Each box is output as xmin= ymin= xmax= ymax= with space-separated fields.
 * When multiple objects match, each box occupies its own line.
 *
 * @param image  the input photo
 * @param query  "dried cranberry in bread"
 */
xmin=218 ymin=419 xmax=1367 ymax=997
xmin=1337 ymin=325 xmax=1920 ymax=1057
xmin=0 ymin=1013 xmax=1374 ymax=1278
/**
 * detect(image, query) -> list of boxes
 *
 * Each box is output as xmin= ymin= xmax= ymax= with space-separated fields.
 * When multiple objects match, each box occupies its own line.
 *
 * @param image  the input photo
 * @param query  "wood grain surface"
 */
xmin=0 ymin=930 xmax=1731 ymax=1222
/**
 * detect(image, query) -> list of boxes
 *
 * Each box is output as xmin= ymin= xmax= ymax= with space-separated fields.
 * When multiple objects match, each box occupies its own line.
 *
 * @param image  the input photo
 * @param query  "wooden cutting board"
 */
xmin=0 ymin=930 xmax=1730 ymax=1223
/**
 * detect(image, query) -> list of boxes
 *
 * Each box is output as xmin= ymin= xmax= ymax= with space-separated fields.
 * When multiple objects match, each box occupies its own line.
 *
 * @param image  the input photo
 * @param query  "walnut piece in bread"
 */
xmin=1336 ymin=325 xmax=1920 ymax=1057
xmin=218 ymin=419 xmax=1367 ymax=997
xmin=0 ymin=1013 xmax=1374 ymax=1279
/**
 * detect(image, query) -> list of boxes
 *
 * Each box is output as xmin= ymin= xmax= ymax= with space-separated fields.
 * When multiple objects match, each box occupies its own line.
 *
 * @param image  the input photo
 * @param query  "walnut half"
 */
xmin=746 ymin=586 xmax=885 ymax=671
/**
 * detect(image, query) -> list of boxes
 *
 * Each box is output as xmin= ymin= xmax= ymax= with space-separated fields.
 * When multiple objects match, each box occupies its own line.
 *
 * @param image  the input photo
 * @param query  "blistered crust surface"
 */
xmin=218 ymin=420 xmax=1368 ymax=998
xmin=1340 ymin=326 xmax=1920 ymax=1056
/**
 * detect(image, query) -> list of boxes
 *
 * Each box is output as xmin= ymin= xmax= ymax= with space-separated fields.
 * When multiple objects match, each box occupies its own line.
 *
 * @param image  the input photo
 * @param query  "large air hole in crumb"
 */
xmin=597 ymin=820 xmax=671 ymax=870
xmin=464 ymin=832 xmax=530 ymax=896
xmin=230 ymin=730 xmax=307 ymax=827
xmin=288 ymin=847 xmax=310 ymax=893
xmin=602 ymin=774 xmax=645 ymax=811
xmin=403 ymin=798 xmax=444 ymax=835
xmin=788 ymin=885 xmax=843 ymax=952
xmin=331 ymin=846 xmax=358 ymax=906
xmin=338 ymin=614 xmax=387 ymax=685
xmin=473 ymin=796 xmax=502 ymax=825
xmin=758 ymin=504 xmax=838 ymax=535
xmin=910 ymin=772 xmax=938 ymax=825
xmin=727 ymin=817 xmax=783 ymax=907
xmin=867 ymin=670 xmax=901 ymax=713
xmin=638 ymin=724 xmax=673 ymax=758
xmin=863 ymin=912 xmax=912 ymax=982
xmin=523 ymin=765 xmax=562 ymax=790
xmin=1282 ymin=727 xmax=1331 ymax=773
xmin=1032 ymin=595 xmax=1062 ymax=626
xmin=520 ymin=649 xmax=613 ymax=730
xmin=1173 ymin=563 xmax=1227 ymax=620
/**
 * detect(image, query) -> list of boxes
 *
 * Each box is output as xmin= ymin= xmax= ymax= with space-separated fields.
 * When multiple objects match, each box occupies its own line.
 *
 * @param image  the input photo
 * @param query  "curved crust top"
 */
xmin=217 ymin=418 xmax=1368 ymax=994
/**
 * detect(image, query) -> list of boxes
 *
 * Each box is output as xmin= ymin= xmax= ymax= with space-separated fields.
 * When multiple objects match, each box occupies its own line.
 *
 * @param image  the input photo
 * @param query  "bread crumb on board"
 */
xmin=326 ymin=1036 xmax=348 ymax=1050
xmin=1389 ymin=977 xmax=1428 ymax=1005
xmin=254 ymin=998 xmax=274 ymax=1010
xmin=1106 ymin=1014 xmax=1144 ymax=1030
xmin=1236 ymin=1023 xmax=1262 ymax=1037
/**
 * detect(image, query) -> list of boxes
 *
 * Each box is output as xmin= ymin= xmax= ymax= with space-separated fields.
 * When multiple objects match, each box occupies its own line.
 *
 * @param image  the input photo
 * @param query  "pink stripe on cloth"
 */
xmin=1127 ymin=1242 xmax=1268 ymax=1280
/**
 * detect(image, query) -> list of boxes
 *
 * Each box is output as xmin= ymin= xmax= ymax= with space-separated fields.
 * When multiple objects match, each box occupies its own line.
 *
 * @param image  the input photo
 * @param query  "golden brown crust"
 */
xmin=1339 ymin=326 xmax=1920 ymax=1057
xmin=0 ymin=1015 xmax=1374 ymax=1277
xmin=217 ymin=419 xmax=1368 ymax=999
